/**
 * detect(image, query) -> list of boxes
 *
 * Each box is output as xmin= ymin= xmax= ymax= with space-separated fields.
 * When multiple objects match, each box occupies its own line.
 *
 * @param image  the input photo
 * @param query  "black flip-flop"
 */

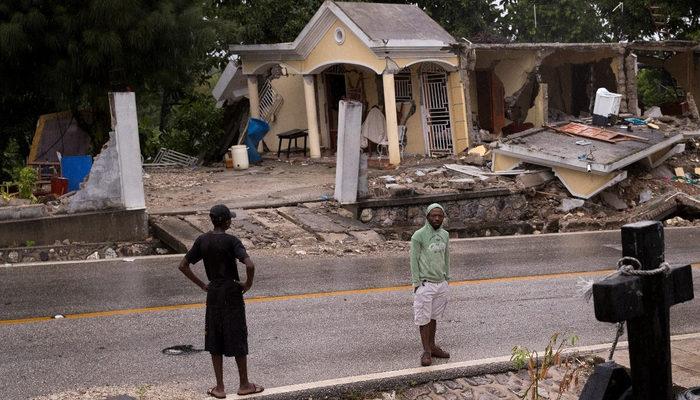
xmin=237 ymin=384 xmax=264 ymax=396
xmin=207 ymin=387 xmax=226 ymax=399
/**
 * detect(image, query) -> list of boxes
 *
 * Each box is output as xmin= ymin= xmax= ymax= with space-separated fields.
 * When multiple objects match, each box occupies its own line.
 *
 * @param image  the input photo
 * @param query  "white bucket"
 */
xmin=230 ymin=145 xmax=249 ymax=170
xmin=593 ymin=88 xmax=622 ymax=117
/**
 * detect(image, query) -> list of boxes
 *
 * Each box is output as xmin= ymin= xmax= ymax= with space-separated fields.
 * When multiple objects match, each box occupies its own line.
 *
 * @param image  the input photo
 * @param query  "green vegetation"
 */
xmin=511 ymin=333 xmax=585 ymax=400
xmin=1 ymin=0 xmax=699 ymax=179
xmin=637 ymin=68 xmax=681 ymax=108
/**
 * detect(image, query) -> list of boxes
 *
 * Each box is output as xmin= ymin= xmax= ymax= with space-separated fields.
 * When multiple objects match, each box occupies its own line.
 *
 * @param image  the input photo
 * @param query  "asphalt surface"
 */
xmin=1 ymin=228 xmax=699 ymax=399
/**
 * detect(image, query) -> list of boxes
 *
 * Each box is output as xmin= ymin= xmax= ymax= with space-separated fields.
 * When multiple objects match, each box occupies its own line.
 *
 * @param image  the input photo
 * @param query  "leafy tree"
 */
xmin=0 ymin=0 xmax=215 ymax=179
xmin=498 ymin=0 xmax=607 ymax=42
xmin=596 ymin=0 xmax=700 ymax=41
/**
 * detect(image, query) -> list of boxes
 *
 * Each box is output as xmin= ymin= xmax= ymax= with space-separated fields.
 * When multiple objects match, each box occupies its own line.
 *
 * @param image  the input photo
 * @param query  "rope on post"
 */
xmin=579 ymin=256 xmax=671 ymax=360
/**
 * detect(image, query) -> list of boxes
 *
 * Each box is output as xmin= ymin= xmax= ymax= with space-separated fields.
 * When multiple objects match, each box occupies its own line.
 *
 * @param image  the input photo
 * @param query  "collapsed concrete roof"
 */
xmin=492 ymin=123 xmax=685 ymax=199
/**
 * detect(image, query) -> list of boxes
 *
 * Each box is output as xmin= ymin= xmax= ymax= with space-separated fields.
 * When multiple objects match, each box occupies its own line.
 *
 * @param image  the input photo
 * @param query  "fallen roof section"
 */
xmin=491 ymin=124 xmax=685 ymax=199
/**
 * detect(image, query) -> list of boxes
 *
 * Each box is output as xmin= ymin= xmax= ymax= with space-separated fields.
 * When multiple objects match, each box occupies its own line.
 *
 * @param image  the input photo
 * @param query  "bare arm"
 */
xmin=241 ymin=256 xmax=255 ymax=293
xmin=178 ymin=257 xmax=208 ymax=291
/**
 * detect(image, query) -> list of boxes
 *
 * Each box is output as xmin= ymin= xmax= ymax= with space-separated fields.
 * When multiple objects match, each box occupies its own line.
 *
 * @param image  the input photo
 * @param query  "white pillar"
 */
xmin=110 ymin=92 xmax=145 ymax=210
xmin=246 ymin=75 xmax=260 ymax=118
xmin=303 ymin=74 xmax=321 ymax=158
xmin=382 ymin=72 xmax=401 ymax=165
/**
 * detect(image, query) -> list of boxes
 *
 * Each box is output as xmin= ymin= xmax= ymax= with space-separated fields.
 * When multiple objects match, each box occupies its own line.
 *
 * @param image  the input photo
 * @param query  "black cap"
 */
xmin=209 ymin=204 xmax=235 ymax=221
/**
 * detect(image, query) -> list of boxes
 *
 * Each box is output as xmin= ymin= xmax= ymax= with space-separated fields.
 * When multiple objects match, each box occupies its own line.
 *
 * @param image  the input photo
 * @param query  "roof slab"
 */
xmin=492 ymin=124 xmax=685 ymax=175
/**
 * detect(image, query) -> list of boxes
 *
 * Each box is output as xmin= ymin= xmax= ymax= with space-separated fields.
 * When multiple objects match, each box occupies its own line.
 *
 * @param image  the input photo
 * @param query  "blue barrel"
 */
xmin=245 ymin=117 xmax=270 ymax=164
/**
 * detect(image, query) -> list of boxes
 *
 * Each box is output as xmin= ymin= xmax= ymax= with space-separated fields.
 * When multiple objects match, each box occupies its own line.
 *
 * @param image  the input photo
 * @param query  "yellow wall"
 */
xmin=261 ymin=74 xmax=309 ymax=151
xmin=404 ymin=66 xmax=425 ymax=154
xmin=525 ymin=83 xmax=548 ymax=128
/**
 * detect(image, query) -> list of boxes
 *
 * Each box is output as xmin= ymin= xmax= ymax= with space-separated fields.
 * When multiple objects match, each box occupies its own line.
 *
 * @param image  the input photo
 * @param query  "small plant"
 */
xmin=511 ymin=333 xmax=585 ymax=400
xmin=15 ymin=167 xmax=38 ymax=201
xmin=25 ymin=240 xmax=35 ymax=247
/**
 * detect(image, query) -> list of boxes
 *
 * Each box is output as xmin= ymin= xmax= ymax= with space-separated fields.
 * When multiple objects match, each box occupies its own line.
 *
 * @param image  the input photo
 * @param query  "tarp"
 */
xmin=361 ymin=107 xmax=386 ymax=148
xmin=28 ymin=111 xmax=92 ymax=163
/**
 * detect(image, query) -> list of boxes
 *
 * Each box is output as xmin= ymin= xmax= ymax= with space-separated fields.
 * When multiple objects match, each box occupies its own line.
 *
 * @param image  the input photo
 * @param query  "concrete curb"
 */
xmin=1 ymin=254 xmax=183 ymax=268
xmin=229 ymin=333 xmax=700 ymax=399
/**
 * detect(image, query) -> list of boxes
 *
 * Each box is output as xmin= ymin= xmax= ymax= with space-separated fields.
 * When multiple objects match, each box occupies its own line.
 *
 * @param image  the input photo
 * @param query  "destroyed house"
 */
xmin=216 ymin=1 xmax=700 ymax=184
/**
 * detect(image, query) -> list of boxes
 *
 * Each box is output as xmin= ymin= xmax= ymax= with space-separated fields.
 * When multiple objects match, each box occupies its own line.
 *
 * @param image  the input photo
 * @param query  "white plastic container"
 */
xmin=593 ymin=88 xmax=622 ymax=117
xmin=230 ymin=145 xmax=249 ymax=170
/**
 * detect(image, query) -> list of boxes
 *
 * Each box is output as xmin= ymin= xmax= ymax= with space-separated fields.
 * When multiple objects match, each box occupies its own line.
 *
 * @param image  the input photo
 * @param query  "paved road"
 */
xmin=1 ymin=228 xmax=699 ymax=398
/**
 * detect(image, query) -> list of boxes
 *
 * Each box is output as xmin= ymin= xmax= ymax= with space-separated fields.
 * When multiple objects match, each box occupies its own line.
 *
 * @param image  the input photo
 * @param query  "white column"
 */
xmin=246 ymin=75 xmax=260 ymax=118
xmin=382 ymin=72 xmax=401 ymax=165
xmin=110 ymin=92 xmax=145 ymax=210
xmin=303 ymin=74 xmax=321 ymax=158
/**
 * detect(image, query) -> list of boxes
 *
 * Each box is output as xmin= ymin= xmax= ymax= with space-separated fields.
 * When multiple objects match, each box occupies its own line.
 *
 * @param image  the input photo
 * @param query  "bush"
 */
xmin=166 ymin=93 xmax=226 ymax=162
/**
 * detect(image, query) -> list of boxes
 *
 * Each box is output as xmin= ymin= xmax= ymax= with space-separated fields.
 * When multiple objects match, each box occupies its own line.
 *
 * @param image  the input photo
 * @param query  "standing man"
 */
xmin=410 ymin=203 xmax=451 ymax=366
xmin=178 ymin=204 xmax=264 ymax=398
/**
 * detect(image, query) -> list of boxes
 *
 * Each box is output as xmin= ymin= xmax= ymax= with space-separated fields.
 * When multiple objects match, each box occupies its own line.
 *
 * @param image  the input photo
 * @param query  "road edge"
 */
xmin=232 ymin=333 xmax=700 ymax=399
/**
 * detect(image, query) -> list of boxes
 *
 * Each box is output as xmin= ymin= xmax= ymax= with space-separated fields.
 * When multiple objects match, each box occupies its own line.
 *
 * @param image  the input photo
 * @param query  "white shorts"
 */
xmin=413 ymin=281 xmax=449 ymax=326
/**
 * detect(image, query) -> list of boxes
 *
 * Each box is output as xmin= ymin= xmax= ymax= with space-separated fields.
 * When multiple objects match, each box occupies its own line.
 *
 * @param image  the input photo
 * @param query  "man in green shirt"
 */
xmin=410 ymin=203 xmax=450 ymax=366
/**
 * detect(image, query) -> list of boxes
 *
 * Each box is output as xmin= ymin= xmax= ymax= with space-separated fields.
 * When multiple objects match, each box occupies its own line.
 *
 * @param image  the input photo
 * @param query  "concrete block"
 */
xmin=334 ymin=100 xmax=363 ymax=204
xmin=318 ymin=232 xmax=350 ymax=243
xmin=448 ymin=178 xmax=475 ymax=190
xmin=516 ymin=170 xmax=554 ymax=188
xmin=386 ymin=184 xmax=415 ymax=198
xmin=17 ymin=204 xmax=47 ymax=219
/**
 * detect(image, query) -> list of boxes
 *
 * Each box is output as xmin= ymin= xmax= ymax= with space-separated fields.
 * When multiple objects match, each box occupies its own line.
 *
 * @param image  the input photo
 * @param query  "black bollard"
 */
xmin=590 ymin=221 xmax=694 ymax=400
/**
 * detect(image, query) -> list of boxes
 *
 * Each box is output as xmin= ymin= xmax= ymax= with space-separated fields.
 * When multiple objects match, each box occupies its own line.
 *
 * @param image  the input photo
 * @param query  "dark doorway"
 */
xmin=571 ymin=64 xmax=591 ymax=117
xmin=476 ymin=70 xmax=505 ymax=136
xmin=324 ymin=72 xmax=346 ymax=150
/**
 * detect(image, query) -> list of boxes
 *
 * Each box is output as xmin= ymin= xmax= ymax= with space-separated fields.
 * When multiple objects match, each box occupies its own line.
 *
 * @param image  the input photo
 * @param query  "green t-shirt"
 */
xmin=410 ymin=223 xmax=450 ymax=287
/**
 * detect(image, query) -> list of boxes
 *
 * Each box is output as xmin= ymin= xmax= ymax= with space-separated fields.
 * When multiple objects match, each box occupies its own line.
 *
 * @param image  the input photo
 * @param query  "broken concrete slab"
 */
xmin=318 ymin=232 xmax=350 ymax=243
xmin=150 ymin=216 xmax=201 ymax=253
xmin=277 ymin=206 xmax=366 ymax=234
xmin=0 ymin=204 xmax=47 ymax=221
xmin=492 ymin=124 xmax=685 ymax=198
xmin=600 ymin=191 xmax=628 ymax=211
xmin=558 ymin=198 xmax=585 ymax=212
xmin=349 ymin=230 xmax=384 ymax=243
xmin=515 ymin=170 xmax=554 ymax=188
xmin=386 ymin=184 xmax=416 ymax=197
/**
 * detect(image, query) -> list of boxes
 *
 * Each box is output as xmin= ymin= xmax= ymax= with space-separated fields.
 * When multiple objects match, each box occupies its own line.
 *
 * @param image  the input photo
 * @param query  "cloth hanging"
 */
xmin=361 ymin=107 xmax=386 ymax=148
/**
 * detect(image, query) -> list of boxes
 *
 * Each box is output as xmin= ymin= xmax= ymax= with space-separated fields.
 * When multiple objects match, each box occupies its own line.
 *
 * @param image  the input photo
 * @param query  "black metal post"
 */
xmin=620 ymin=221 xmax=672 ymax=400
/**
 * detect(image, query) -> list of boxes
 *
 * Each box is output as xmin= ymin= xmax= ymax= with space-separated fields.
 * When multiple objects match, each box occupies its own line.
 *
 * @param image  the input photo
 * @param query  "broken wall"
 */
xmin=67 ymin=133 xmax=123 ymax=213
xmin=261 ymin=74 xmax=309 ymax=151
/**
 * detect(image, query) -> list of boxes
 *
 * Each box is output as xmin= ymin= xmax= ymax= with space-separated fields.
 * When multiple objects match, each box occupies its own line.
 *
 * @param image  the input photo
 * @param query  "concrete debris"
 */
xmin=7 ymin=251 xmax=19 ymax=263
xmin=386 ymin=184 xmax=415 ymax=198
xmin=639 ymin=189 xmax=653 ymax=204
xmin=448 ymin=178 xmax=475 ymax=190
xmin=86 ymin=251 xmax=100 ymax=260
xmin=336 ymin=207 xmax=355 ymax=219
xmin=104 ymin=248 xmax=118 ymax=259
xmin=558 ymin=198 xmax=585 ymax=212
xmin=360 ymin=208 xmax=374 ymax=223
xmin=652 ymin=165 xmax=674 ymax=179
xmin=644 ymin=106 xmax=663 ymax=119
xmin=516 ymin=170 xmax=554 ymax=189
xmin=665 ymin=216 xmax=690 ymax=227
xmin=380 ymin=175 xmax=397 ymax=184
xmin=155 ymin=247 xmax=169 ymax=255
xmin=468 ymin=145 xmax=490 ymax=157
xmin=600 ymin=191 xmax=628 ymax=210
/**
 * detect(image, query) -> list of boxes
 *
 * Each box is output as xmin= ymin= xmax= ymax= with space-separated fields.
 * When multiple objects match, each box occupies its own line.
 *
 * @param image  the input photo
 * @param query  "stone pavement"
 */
xmin=365 ymin=333 xmax=700 ymax=400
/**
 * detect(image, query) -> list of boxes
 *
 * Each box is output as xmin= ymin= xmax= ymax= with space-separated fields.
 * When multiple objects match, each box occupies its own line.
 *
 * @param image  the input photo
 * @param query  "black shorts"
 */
xmin=205 ymin=280 xmax=248 ymax=357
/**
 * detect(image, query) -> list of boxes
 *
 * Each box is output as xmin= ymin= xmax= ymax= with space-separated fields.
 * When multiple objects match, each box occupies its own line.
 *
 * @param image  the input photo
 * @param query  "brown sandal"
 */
xmin=421 ymin=351 xmax=432 ymax=366
xmin=431 ymin=346 xmax=450 ymax=358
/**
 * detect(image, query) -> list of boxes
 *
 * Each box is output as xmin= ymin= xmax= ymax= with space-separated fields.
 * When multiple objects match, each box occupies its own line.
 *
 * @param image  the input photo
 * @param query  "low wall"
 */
xmin=0 ymin=209 xmax=148 ymax=247
xmin=351 ymin=189 xmax=535 ymax=239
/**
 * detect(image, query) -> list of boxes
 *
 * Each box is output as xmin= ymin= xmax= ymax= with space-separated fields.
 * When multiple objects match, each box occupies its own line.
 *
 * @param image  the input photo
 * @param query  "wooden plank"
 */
xmin=674 ymin=167 xmax=685 ymax=177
